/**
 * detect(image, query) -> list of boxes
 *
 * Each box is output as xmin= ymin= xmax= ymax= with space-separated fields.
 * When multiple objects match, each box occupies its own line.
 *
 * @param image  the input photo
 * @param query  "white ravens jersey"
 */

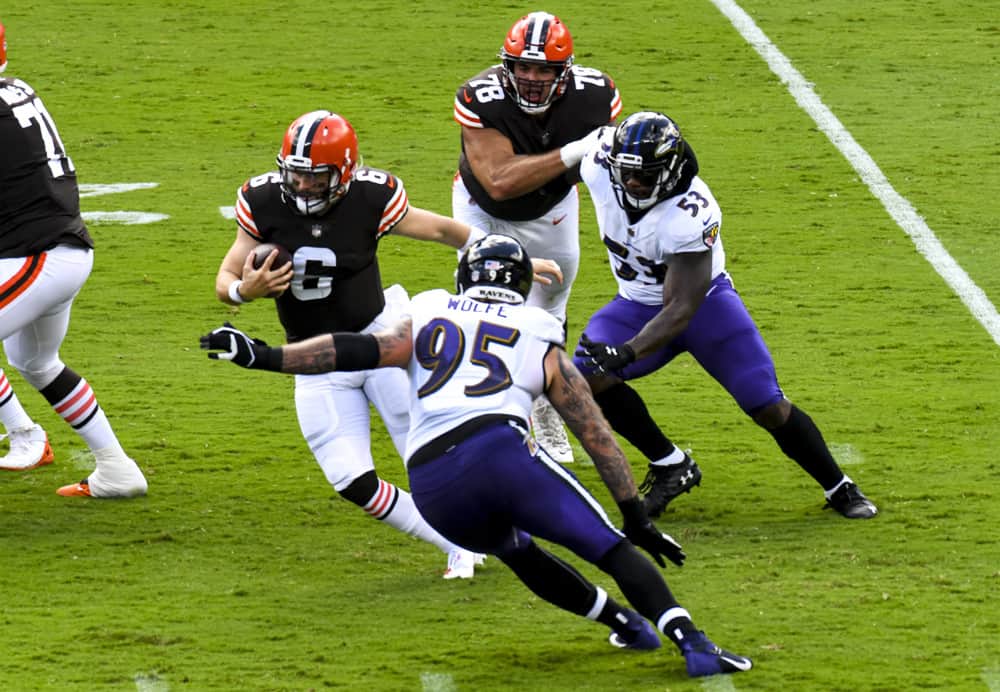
xmin=403 ymin=289 xmax=564 ymax=461
xmin=580 ymin=130 xmax=727 ymax=306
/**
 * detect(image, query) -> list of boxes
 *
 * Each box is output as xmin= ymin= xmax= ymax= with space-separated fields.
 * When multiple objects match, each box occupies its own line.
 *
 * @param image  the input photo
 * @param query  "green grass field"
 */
xmin=2 ymin=2 xmax=998 ymax=690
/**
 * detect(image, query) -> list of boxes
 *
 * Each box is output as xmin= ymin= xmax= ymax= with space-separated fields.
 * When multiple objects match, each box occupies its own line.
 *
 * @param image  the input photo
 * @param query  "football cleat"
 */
xmin=57 ymin=449 xmax=147 ymax=499
xmin=825 ymin=482 xmax=878 ymax=519
xmin=56 ymin=479 xmax=92 ymax=497
xmin=0 ymin=424 xmax=54 ymax=471
xmin=443 ymin=549 xmax=485 ymax=580
xmin=680 ymin=631 xmax=753 ymax=677
xmin=640 ymin=453 xmax=702 ymax=518
xmin=608 ymin=610 xmax=661 ymax=651
xmin=531 ymin=397 xmax=574 ymax=463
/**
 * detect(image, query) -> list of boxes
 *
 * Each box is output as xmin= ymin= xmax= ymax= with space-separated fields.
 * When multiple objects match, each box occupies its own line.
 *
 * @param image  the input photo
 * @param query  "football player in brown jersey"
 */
xmin=452 ymin=11 xmax=620 ymax=464
xmin=0 ymin=20 xmax=147 ymax=497
xmin=214 ymin=110 xmax=563 ymax=579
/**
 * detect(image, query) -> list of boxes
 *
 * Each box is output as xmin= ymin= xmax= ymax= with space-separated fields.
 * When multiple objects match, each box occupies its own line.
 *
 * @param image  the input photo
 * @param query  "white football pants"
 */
xmin=294 ymin=284 xmax=410 ymax=490
xmin=452 ymin=175 xmax=579 ymax=323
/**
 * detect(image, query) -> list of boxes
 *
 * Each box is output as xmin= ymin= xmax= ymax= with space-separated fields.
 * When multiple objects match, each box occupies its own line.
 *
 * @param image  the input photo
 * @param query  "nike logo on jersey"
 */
xmin=463 ymin=89 xmax=473 ymax=104
xmin=552 ymin=214 xmax=567 ymax=225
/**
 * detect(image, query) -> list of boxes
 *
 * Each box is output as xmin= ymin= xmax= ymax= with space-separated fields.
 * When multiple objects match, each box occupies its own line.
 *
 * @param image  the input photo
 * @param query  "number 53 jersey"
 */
xmin=234 ymin=166 xmax=408 ymax=341
xmin=402 ymin=288 xmax=564 ymax=461
xmin=580 ymin=130 xmax=729 ymax=306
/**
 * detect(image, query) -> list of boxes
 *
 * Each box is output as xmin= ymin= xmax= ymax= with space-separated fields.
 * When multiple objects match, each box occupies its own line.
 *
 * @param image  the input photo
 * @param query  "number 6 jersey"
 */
xmin=234 ymin=166 xmax=408 ymax=341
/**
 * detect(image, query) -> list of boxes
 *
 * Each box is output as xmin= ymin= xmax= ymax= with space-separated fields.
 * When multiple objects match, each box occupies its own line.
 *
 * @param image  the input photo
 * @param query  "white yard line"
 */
xmin=82 ymin=211 xmax=169 ymax=225
xmin=421 ymin=672 xmax=458 ymax=692
xmin=134 ymin=672 xmax=169 ymax=692
xmin=829 ymin=443 xmax=864 ymax=466
xmin=702 ymin=673 xmax=739 ymax=691
xmin=982 ymin=667 xmax=1000 ymax=692
xmin=710 ymin=0 xmax=1000 ymax=347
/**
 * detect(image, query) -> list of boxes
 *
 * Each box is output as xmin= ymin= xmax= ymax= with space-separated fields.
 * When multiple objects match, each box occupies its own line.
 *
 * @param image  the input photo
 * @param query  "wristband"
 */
xmin=260 ymin=345 xmax=283 ymax=372
xmin=228 ymin=279 xmax=251 ymax=304
xmin=617 ymin=496 xmax=646 ymax=525
xmin=559 ymin=138 xmax=587 ymax=168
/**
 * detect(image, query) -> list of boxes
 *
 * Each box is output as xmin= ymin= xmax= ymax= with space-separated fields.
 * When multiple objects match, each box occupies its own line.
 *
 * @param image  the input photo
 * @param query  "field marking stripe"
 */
xmin=983 ymin=666 xmax=1000 ymax=692
xmin=421 ymin=672 xmax=457 ymax=692
xmin=701 ymin=675 xmax=739 ymax=691
xmin=709 ymin=0 xmax=1000 ymax=347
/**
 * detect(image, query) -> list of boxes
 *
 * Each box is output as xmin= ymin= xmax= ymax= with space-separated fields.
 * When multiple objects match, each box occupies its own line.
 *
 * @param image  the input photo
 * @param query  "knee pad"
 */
xmin=8 ymin=355 xmax=64 ymax=391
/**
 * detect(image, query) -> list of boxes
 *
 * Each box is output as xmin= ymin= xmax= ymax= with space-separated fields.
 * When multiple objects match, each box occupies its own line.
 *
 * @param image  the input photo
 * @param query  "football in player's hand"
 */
xmin=250 ymin=243 xmax=293 ymax=298
xmin=250 ymin=242 xmax=293 ymax=271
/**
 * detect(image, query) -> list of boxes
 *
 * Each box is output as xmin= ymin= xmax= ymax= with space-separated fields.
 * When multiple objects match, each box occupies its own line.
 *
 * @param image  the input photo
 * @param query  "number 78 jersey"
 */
xmin=402 ymin=289 xmax=564 ymax=461
xmin=580 ymin=131 xmax=728 ymax=306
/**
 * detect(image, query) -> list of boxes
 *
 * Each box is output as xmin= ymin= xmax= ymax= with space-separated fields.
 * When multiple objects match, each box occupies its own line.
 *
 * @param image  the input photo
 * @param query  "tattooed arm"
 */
xmin=543 ymin=345 xmax=639 ymax=503
xmin=275 ymin=319 xmax=414 ymax=374
xmin=543 ymin=344 xmax=687 ymax=567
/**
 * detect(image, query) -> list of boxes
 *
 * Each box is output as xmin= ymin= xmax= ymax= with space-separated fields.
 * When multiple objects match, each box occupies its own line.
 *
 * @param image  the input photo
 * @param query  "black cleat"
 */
xmin=640 ymin=453 xmax=702 ymax=518
xmin=825 ymin=482 xmax=878 ymax=519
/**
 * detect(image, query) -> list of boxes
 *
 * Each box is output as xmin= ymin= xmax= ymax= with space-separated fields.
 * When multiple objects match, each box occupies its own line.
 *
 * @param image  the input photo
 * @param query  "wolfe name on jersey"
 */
xmin=403 ymin=288 xmax=564 ymax=460
xmin=234 ymin=167 xmax=408 ymax=341
xmin=0 ymin=77 xmax=92 ymax=257
xmin=580 ymin=130 xmax=728 ymax=306
xmin=453 ymin=64 xmax=622 ymax=222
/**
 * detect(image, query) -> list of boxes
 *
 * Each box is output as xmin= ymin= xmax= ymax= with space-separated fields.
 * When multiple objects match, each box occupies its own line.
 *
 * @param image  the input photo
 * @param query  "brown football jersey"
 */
xmin=0 ymin=77 xmax=92 ymax=258
xmin=234 ymin=167 xmax=408 ymax=341
xmin=453 ymin=64 xmax=621 ymax=222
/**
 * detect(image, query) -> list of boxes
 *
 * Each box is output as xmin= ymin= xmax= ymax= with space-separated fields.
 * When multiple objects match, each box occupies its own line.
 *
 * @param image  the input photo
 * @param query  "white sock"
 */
xmin=363 ymin=479 xmax=458 ymax=553
xmin=650 ymin=447 xmax=686 ymax=466
xmin=824 ymin=475 xmax=851 ymax=499
xmin=49 ymin=378 xmax=126 ymax=455
xmin=0 ymin=371 xmax=35 ymax=431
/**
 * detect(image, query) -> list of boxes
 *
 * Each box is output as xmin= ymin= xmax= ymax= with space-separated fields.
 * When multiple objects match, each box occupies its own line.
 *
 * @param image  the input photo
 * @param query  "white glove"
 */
xmin=559 ymin=126 xmax=607 ymax=168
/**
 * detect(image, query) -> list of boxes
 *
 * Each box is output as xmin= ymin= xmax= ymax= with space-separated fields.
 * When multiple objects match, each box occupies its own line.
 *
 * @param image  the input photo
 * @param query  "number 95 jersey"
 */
xmin=234 ymin=166 xmax=408 ymax=341
xmin=402 ymin=288 xmax=564 ymax=461
xmin=580 ymin=130 xmax=728 ymax=306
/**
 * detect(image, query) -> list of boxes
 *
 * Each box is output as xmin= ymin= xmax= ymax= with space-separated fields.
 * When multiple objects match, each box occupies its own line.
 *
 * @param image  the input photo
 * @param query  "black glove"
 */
xmin=576 ymin=334 xmax=635 ymax=376
xmin=618 ymin=496 xmax=685 ymax=568
xmin=199 ymin=322 xmax=280 ymax=370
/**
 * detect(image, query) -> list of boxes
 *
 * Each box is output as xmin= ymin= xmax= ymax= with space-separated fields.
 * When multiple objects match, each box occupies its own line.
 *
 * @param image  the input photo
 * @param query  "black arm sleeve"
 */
xmin=331 ymin=333 xmax=381 ymax=371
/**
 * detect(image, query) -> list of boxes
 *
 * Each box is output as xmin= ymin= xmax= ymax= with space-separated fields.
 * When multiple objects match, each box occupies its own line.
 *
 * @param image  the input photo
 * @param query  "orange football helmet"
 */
xmin=1 ymin=21 xmax=8 ymax=73
xmin=499 ymin=12 xmax=574 ymax=114
xmin=276 ymin=110 xmax=359 ymax=215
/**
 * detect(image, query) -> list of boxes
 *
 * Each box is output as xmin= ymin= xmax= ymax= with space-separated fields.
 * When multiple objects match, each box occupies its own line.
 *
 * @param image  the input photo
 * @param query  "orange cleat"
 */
xmin=56 ymin=479 xmax=92 ymax=497
xmin=0 ymin=425 xmax=55 ymax=471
